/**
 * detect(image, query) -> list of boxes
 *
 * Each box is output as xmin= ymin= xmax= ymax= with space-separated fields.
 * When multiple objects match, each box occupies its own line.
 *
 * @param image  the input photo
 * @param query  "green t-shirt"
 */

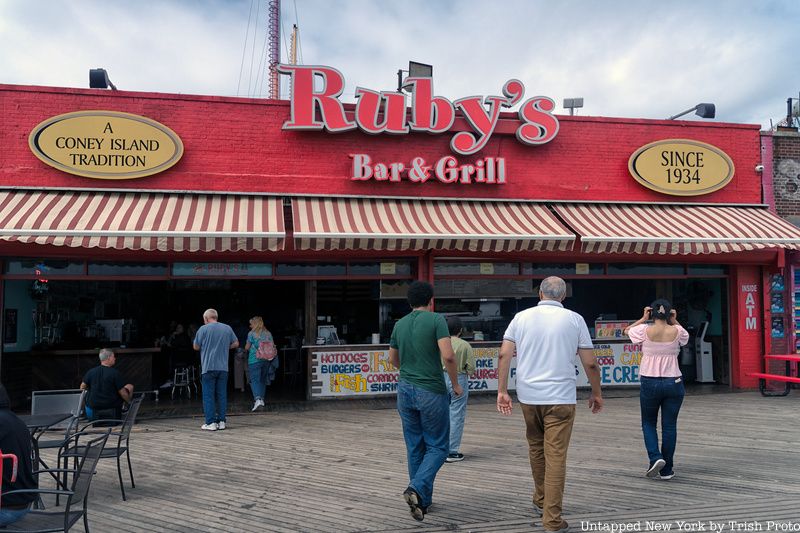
xmin=390 ymin=310 xmax=450 ymax=394
xmin=443 ymin=336 xmax=476 ymax=375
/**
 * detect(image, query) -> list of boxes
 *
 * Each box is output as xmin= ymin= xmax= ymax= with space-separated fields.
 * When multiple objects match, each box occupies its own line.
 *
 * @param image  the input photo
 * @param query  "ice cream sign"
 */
xmin=278 ymin=64 xmax=559 ymax=185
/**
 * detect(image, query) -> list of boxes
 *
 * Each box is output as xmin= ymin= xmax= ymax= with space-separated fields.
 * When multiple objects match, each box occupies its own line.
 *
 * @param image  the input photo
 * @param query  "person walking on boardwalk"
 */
xmin=497 ymin=276 xmax=603 ymax=533
xmin=442 ymin=316 xmax=476 ymax=463
xmin=624 ymin=299 xmax=689 ymax=480
xmin=388 ymin=281 xmax=463 ymax=522
xmin=193 ymin=308 xmax=239 ymax=431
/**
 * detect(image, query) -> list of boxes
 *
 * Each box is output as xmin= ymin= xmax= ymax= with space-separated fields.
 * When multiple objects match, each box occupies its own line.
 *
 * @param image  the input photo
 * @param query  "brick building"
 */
xmin=2 ymin=71 xmax=800 ymax=403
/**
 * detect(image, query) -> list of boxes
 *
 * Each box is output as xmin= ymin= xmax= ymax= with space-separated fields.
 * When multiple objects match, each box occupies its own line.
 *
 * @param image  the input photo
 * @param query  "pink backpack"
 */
xmin=255 ymin=333 xmax=278 ymax=361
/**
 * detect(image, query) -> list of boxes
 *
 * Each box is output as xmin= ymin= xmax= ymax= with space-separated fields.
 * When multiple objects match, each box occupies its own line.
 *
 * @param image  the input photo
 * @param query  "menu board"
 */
xmin=594 ymin=320 xmax=631 ymax=339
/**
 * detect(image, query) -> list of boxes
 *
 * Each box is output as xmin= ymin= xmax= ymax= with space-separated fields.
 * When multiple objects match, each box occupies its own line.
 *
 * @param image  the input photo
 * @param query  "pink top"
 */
xmin=627 ymin=324 xmax=689 ymax=377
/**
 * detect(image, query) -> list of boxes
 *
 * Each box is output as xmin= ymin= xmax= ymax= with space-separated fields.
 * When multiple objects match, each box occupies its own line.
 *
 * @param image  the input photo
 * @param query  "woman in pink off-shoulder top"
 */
xmin=624 ymin=299 xmax=689 ymax=481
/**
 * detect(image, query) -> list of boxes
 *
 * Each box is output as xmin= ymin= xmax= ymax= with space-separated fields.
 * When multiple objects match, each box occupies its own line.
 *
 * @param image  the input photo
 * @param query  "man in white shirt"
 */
xmin=497 ymin=276 xmax=603 ymax=533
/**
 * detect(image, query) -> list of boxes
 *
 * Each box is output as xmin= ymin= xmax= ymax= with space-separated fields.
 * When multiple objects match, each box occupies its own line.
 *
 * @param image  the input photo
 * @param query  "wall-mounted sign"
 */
xmin=628 ymin=139 xmax=734 ymax=196
xmin=29 ymin=110 xmax=183 ymax=179
xmin=351 ymin=154 xmax=506 ymax=184
xmin=172 ymin=263 xmax=273 ymax=277
xmin=310 ymin=343 xmax=639 ymax=398
xmin=278 ymin=64 xmax=559 ymax=156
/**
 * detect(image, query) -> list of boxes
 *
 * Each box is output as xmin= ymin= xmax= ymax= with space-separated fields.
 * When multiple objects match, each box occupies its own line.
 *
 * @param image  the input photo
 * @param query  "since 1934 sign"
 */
xmin=628 ymin=139 xmax=735 ymax=196
xmin=29 ymin=110 xmax=184 ymax=180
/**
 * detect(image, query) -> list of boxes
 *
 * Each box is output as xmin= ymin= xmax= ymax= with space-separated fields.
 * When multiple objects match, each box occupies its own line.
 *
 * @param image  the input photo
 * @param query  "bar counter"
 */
xmin=30 ymin=347 xmax=161 ymax=392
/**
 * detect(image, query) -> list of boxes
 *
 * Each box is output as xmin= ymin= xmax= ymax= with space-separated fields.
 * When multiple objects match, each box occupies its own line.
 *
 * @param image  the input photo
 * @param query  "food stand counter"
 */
xmin=30 ymin=347 xmax=161 ymax=392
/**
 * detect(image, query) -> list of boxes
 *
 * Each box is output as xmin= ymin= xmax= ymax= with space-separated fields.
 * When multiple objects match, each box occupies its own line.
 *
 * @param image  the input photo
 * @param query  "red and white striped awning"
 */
xmin=0 ymin=190 xmax=285 ymax=252
xmin=553 ymin=203 xmax=800 ymax=254
xmin=291 ymin=197 xmax=575 ymax=252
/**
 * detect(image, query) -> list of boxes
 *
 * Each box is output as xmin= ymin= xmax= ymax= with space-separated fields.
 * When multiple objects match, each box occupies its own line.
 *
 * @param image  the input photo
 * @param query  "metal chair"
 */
xmin=60 ymin=395 xmax=143 ymax=501
xmin=171 ymin=367 xmax=191 ymax=399
xmin=30 ymin=390 xmax=87 ymax=504
xmin=1 ymin=430 xmax=111 ymax=532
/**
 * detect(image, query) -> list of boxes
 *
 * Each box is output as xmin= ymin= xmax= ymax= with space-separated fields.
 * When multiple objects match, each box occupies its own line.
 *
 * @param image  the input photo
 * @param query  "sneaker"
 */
xmin=251 ymin=400 xmax=261 ymax=412
xmin=201 ymin=423 xmax=218 ymax=431
xmin=445 ymin=453 xmax=464 ymax=463
xmin=533 ymin=504 xmax=543 ymax=517
xmin=402 ymin=488 xmax=424 ymax=522
xmin=256 ymin=398 xmax=265 ymax=408
xmin=646 ymin=458 xmax=666 ymax=478
xmin=217 ymin=421 xmax=226 ymax=430
xmin=659 ymin=471 xmax=675 ymax=480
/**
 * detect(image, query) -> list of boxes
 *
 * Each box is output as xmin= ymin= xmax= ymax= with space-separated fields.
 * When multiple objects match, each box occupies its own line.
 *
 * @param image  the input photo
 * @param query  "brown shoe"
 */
xmin=403 ymin=488 xmax=424 ymax=521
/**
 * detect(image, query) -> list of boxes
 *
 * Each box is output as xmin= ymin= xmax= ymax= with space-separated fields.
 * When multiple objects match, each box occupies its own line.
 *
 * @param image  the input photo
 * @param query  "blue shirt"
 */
xmin=194 ymin=321 xmax=238 ymax=373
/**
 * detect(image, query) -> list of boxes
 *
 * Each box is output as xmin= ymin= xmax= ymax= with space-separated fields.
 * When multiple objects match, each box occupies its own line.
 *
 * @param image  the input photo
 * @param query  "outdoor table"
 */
xmin=18 ymin=413 xmax=73 ymax=434
xmin=17 ymin=412 xmax=74 ymax=506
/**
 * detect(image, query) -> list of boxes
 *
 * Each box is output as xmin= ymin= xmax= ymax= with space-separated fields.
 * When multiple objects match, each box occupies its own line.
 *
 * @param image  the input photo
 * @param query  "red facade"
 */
xmin=0 ymin=82 xmax=781 ymax=390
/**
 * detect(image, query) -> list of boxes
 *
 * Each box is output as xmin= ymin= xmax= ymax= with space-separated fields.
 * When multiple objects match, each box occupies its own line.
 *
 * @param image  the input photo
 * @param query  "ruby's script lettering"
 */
xmin=278 ymin=64 xmax=559 ymax=156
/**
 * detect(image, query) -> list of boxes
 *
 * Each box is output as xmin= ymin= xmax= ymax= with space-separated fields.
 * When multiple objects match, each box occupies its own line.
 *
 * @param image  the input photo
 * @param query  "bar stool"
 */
xmin=171 ymin=367 xmax=191 ymax=399
xmin=187 ymin=365 xmax=199 ymax=395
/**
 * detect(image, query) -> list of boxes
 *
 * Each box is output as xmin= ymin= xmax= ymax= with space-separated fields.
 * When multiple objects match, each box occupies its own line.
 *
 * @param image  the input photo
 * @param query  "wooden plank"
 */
xmin=31 ymin=391 xmax=800 ymax=532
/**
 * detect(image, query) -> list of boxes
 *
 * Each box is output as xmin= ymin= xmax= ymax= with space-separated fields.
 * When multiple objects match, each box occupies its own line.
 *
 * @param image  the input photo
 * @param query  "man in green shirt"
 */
xmin=443 ymin=316 xmax=476 ymax=463
xmin=389 ymin=281 xmax=463 ymax=522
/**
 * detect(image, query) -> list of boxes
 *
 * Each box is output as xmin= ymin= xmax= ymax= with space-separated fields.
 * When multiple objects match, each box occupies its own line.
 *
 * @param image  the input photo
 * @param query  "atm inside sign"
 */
xmin=628 ymin=139 xmax=734 ymax=196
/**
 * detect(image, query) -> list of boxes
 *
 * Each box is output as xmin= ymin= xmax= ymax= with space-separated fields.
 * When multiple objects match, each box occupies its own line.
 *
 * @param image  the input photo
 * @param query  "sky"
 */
xmin=1 ymin=0 xmax=799 ymax=128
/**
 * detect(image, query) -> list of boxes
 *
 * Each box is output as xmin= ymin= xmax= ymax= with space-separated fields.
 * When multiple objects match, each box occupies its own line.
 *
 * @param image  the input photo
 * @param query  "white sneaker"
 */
xmin=646 ymin=458 xmax=666 ymax=478
xmin=251 ymin=401 xmax=260 ymax=412
xmin=217 ymin=421 xmax=226 ymax=430
xmin=251 ymin=398 xmax=265 ymax=411
xmin=201 ymin=423 xmax=218 ymax=431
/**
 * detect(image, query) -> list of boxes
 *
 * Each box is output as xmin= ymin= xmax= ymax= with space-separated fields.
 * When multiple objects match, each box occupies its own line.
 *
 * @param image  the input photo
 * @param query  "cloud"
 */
xmin=1 ymin=0 xmax=799 ymax=127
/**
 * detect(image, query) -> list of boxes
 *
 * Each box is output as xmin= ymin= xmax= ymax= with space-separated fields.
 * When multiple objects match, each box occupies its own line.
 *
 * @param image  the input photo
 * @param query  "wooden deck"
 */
xmin=35 ymin=391 xmax=800 ymax=532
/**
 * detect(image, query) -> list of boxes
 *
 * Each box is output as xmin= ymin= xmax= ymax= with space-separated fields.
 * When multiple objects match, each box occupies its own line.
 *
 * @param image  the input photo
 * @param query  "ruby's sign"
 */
xmin=278 ymin=64 xmax=559 ymax=156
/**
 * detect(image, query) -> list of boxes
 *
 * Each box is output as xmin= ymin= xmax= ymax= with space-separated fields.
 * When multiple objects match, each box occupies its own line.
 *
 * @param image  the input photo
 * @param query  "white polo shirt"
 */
xmin=503 ymin=300 xmax=593 ymax=405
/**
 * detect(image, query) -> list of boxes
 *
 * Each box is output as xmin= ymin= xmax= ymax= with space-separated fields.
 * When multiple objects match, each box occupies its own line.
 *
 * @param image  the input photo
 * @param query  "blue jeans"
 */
xmin=201 ymin=370 xmax=228 ymax=425
xmin=0 ymin=507 xmax=30 ymax=526
xmin=640 ymin=376 xmax=685 ymax=475
xmin=444 ymin=372 xmax=470 ymax=454
xmin=396 ymin=380 xmax=450 ymax=507
xmin=249 ymin=361 xmax=269 ymax=401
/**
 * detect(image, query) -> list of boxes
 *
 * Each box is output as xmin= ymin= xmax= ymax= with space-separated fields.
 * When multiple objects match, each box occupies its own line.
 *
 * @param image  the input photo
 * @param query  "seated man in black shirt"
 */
xmin=0 ymin=383 xmax=37 ymax=526
xmin=80 ymin=348 xmax=134 ymax=420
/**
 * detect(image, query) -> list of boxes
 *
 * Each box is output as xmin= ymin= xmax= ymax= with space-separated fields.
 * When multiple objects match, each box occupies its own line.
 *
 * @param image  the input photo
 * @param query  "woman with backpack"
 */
xmin=244 ymin=316 xmax=279 ymax=411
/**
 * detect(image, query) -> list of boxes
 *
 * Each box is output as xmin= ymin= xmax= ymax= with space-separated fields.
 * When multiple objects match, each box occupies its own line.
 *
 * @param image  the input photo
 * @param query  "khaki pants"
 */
xmin=520 ymin=403 xmax=576 ymax=531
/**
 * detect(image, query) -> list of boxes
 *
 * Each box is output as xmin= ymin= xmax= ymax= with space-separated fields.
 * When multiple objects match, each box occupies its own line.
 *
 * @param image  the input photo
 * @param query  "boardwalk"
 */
xmin=35 ymin=391 xmax=800 ymax=532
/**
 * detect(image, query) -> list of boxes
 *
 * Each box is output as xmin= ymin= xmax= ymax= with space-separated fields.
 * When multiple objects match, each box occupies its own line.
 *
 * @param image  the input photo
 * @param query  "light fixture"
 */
xmin=397 ymin=61 xmax=433 ymax=92
xmin=667 ymin=103 xmax=715 ymax=120
xmin=563 ymin=98 xmax=584 ymax=116
xmin=89 ymin=68 xmax=117 ymax=90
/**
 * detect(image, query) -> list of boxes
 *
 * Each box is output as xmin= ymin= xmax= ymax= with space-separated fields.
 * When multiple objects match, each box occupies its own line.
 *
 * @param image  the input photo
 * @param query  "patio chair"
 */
xmin=30 ymin=390 xmax=86 ymax=505
xmin=0 ymin=430 xmax=111 ymax=533
xmin=30 ymin=390 xmax=86 ymax=431
xmin=60 ymin=395 xmax=143 ymax=501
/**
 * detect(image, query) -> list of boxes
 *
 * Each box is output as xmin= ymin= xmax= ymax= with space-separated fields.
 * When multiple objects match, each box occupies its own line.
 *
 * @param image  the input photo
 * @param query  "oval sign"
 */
xmin=628 ymin=139 xmax=735 ymax=196
xmin=28 ymin=110 xmax=183 ymax=180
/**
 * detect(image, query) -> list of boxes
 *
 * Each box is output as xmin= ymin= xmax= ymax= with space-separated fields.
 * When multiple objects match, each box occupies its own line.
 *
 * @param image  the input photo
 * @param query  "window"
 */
xmin=434 ymin=261 xmax=520 ymax=275
xmin=276 ymin=263 xmax=346 ymax=276
xmin=5 ymin=259 xmax=84 ymax=276
xmin=606 ymin=263 xmax=685 ymax=275
xmin=88 ymin=262 xmax=168 ymax=276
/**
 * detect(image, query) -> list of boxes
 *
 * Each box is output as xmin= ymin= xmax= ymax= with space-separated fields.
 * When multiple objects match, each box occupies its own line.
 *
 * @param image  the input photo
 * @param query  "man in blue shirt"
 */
xmin=193 ymin=309 xmax=239 ymax=431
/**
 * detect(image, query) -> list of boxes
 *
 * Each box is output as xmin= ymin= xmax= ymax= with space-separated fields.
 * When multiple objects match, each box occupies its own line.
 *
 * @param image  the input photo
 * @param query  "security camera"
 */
xmin=755 ymin=164 xmax=764 ymax=172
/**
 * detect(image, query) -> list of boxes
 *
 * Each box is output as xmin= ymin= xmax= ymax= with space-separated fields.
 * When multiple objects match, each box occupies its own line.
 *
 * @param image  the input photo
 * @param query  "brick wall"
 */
xmin=0 ymin=83 xmax=763 ymax=203
xmin=771 ymin=129 xmax=800 ymax=220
